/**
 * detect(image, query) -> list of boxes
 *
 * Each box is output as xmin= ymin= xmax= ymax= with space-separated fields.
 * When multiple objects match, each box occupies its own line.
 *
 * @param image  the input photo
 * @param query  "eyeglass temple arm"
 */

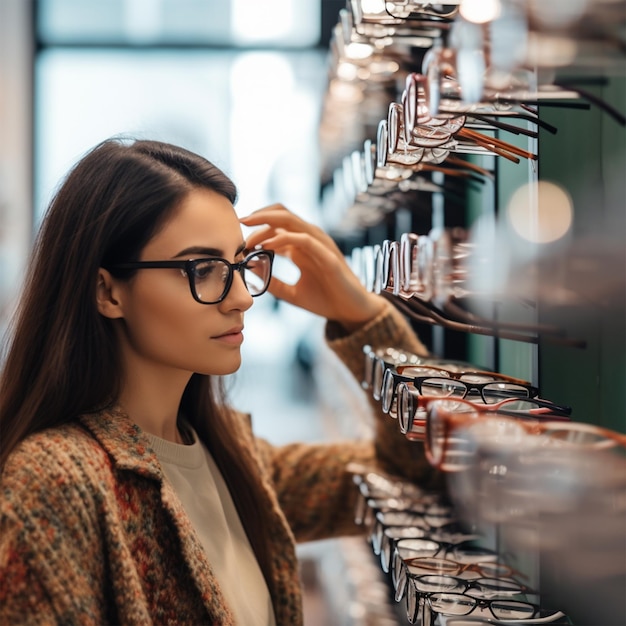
xmin=385 ymin=292 xmax=587 ymax=348
xmin=507 ymin=93 xmax=625 ymax=127
xmin=438 ymin=106 xmax=559 ymax=135
xmin=522 ymin=396 xmax=572 ymax=416
xmin=556 ymin=83 xmax=626 ymax=126
xmin=442 ymin=298 xmax=565 ymax=335
xmin=419 ymin=128 xmax=523 ymax=164
xmin=388 ymin=292 xmax=541 ymax=343
xmin=465 ymin=115 xmax=540 ymax=139
xmin=466 ymin=111 xmax=558 ymax=135
xmin=395 ymin=287 xmax=565 ymax=336
xmin=421 ymin=108 xmax=539 ymax=138
xmin=443 ymin=156 xmax=494 ymax=180
xmin=457 ymin=128 xmax=537 ymax=162
xmin=411 ymin=161 xmax=486 ymax=184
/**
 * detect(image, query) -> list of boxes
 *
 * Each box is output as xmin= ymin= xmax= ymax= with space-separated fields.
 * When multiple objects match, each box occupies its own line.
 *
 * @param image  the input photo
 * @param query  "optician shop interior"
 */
xmin=0 ymin=1 xmax=624 ymax=625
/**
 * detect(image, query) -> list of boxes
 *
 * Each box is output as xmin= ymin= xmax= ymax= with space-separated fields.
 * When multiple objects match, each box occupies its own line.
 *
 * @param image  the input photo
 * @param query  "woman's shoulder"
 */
xmin=1 ymin=424 xmax=110 ymax=578
xmin=1 ymin=422 xmax=111 ymax=498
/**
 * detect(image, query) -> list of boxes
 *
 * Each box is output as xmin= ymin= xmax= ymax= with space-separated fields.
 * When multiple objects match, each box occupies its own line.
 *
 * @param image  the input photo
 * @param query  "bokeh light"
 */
xmin=460 ymin=0 xmax=501 ymax=24
xmin=507 ymin=180 xmax=573 ymax=243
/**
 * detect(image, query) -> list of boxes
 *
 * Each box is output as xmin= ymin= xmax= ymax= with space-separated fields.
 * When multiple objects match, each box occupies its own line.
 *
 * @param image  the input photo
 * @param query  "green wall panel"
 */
xmin=537 ymin=77 xmax=625 ymax=433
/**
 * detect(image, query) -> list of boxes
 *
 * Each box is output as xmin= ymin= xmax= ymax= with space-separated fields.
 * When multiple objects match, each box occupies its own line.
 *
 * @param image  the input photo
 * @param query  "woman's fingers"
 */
xmin=264 ymin=275 xmax=294 ymax=302
xmin=254 ymin=230 xmax=340 ymax=268
xmin=241 ymin=204 xmax=387 ymax=328
xmin=241 ymin=205 xmax=344 ymax=261
xmin=243 ymin=225 xmax=275 ymax=250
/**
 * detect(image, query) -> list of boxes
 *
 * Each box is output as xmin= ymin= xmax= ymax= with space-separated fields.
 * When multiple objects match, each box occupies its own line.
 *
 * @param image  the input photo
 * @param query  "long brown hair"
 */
xmin=0 ymin=137 xmax=276 ymax=599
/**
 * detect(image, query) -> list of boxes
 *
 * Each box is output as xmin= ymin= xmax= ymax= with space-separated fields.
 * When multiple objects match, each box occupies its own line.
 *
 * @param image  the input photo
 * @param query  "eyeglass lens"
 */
xmin=192 ymin=251 xmax=271 ymax=303
xmin=428 ymin=592 xmax=535 ymax=619
xmin=418 ymin=378 xmax=531 ymax=403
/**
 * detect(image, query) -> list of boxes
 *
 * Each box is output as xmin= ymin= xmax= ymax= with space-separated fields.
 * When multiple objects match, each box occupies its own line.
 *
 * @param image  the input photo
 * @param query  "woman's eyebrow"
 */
xmin=174 ymin=242 xmax=247 ymax=259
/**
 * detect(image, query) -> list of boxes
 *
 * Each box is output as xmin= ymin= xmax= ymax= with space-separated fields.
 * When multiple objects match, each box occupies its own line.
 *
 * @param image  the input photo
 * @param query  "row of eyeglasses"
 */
xmin=347 ymin=232 xmax=584 ymax=346
xmin=341 ymin=1 xmax=625 ymax=124
xmin=320 ymin=2 xmax=625 ymax=230
xmin=377 ymin=74 xmax=541 ymax=174
xmin=362 ymin=346 xmax=626 ymax=626
xmin=362 ymin=346 xmax=626 ymax=472
xmin=349 ymin=230 xmax=471 ymax=304
xmin=349 ymin=464 xmax=570 ymax=625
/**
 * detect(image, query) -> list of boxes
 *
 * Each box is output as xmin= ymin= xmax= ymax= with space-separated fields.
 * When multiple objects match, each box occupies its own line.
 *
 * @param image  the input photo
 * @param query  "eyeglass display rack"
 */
xmin=317 ymin=2 xmax=625 ymax=625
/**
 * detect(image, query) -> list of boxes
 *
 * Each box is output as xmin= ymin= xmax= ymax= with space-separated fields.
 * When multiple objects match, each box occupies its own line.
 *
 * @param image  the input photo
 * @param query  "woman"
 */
xmin=0 ymin=138 xmax=437 ymax=625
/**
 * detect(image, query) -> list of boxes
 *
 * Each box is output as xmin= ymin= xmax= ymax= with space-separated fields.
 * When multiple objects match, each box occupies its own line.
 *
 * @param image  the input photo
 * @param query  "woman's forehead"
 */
xmin=146 ymin=188 xmax=243 ymax=257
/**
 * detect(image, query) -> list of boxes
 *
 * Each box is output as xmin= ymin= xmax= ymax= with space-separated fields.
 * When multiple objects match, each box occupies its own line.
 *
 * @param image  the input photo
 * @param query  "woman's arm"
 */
xmin=254 ymin=303 xmax=442 ymax=543
xmin=324 ymin=300 xmax=442 ymax=487
xmin=243 ymin=207 xmax=443 ymax=540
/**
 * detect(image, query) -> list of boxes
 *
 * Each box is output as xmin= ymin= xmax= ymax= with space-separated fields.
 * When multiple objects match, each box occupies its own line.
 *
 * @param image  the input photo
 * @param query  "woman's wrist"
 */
xmin=334 ymin=295 xmax=387 ymax=333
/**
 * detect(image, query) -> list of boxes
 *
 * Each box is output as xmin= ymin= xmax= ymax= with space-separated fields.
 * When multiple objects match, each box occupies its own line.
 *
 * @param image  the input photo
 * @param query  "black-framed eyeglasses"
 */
xmin=406 ymin=575 xmax=537 ymax=626
xmin=387 ymin=370 xmax=539 ymax=409
xmin=109 ymin=249 xmax=274 ymax=305
xmin=410 ymin=574 xmax=534 ymax=597
xmin=393 ymin=538 xmax=498 ymax=600
xmin=382 ymin=368 xmax=539 ymax=417
xmin=426 ymin=592 xmax=539 ymax=621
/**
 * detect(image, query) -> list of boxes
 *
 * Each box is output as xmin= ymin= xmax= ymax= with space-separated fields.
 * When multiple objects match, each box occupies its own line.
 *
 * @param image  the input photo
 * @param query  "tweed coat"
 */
xmin=0 ymin=303 xmax=439 ymax=625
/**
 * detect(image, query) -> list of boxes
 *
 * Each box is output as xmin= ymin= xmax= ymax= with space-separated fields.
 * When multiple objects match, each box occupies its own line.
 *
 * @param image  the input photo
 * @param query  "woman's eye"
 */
xmin=193 ymin=262 xmax=216 ymax=279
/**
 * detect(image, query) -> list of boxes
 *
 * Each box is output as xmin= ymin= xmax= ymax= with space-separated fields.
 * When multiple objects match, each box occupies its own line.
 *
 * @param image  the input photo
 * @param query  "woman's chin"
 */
xmin=200 ymin=358 xmax=242 ymax=377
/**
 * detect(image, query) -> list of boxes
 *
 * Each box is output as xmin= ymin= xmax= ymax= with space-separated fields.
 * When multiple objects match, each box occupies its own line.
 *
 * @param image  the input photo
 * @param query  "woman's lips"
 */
xmin=213 ymin=327 xmax=244 ymax=344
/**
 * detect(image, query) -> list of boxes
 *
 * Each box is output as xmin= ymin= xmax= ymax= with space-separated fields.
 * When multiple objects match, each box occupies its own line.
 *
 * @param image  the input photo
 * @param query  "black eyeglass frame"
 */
xmin=409 ymin=573 xmax=536 ymax=598
xmin=383 ymin=369 xmax=540 ymax=414
xmin=109 ymin=249 xmax=274 ymax=305
xmin=425 ymin=592 xmax=540 ymax=622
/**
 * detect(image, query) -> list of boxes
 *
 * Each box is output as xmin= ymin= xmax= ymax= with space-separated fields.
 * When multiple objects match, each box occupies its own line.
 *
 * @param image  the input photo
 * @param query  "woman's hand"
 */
xmin=241 ymin=204 xmax=386 ymax=331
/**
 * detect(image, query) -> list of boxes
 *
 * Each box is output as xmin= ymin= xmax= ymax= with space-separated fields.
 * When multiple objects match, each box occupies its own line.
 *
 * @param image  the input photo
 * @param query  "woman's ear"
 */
xmin=96 ymin=268 xmax=125 ymax=319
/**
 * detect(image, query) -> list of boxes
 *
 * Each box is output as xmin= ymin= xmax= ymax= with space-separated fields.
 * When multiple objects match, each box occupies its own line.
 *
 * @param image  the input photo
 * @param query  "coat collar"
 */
xmin=79 ymin=404 xmax=303 ymax=625
xmin=79 ymin=405 xmax=163 ymax=480
xmin=79 ymin=405 xmax=237 ymax=622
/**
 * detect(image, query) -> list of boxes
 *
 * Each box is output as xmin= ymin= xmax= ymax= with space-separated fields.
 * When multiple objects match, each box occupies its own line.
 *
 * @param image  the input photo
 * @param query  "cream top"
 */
xmin=146 ymin=427 xmax=276 ymax=626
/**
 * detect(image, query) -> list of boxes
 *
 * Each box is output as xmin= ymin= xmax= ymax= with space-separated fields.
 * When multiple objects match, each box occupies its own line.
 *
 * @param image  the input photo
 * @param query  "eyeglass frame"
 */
xmin=373 ymin=503 xmax=458 ymax=565
xmin=402 ymin=556 xmax=520 ymax=582
xmin=405 ymin=574 xmax=537 ymax=626
xmin=395 ymin=370 xmax=539 ymax=408
xmin=393 ymin=544 xmax=504 ymax=605
xmin=423 ymin=398 xmax=590 ymax=472
xmin=398 ymin=388 xmax=572 ymax=440
xmin=408 ymin=573 xmax=535 ymax=597
xmin=381 ymin=367 xmax=539 ymax=417
xmin=108 ymin=249 xmax=274 ymax=305
xmin=396 ymin=364 xmax=532 ymax=385
xmin=394 ymin=537 xmax=497 ymax=576
xmin=385 ymin=521 xmax=481 ymax=574
xmin=367 ymin=350 xmax=434 ymax=400
xmin=395 ymin=555 xmax=520 ymax=607
xmin=425 ymin=592 xmax=540 ymax=622
xmin=428 ymin=400 xmax=625 ymax=460
xmin=443 ymin=616 xmax=566 ymax=626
